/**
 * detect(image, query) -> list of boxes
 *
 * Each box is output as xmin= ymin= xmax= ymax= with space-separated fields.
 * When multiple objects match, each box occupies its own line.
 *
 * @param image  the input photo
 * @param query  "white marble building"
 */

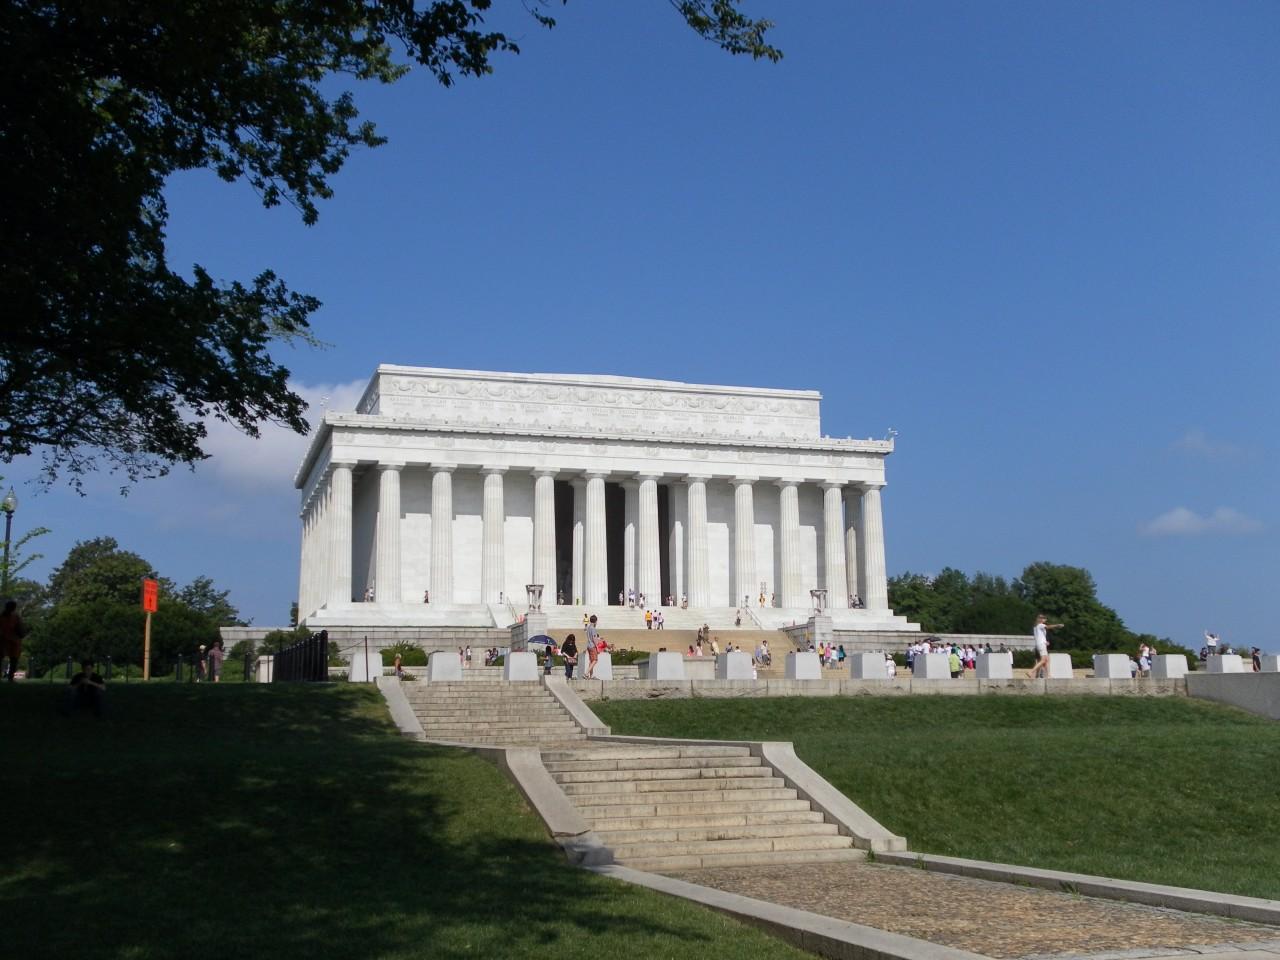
xmin=295 ymin=366 xmax=917 ymax=632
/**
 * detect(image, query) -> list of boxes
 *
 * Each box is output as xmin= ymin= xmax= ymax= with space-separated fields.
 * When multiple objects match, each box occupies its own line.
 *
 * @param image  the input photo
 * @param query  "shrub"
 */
xmin=381 ymin=642 xmax=427 ymax=667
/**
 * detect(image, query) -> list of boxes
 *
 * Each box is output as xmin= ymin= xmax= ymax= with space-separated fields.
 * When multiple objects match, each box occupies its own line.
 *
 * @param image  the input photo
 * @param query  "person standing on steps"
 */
xmin=1027 ymin=614 xmax=1064 ymax=678
xmin=561 ymin=634 xmax=578 ymax=680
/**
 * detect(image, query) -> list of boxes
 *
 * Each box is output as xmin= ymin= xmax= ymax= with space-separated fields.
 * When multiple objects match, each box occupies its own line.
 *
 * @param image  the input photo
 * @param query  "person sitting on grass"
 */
xmin=61 ymin=659 xmax=106 ymax=718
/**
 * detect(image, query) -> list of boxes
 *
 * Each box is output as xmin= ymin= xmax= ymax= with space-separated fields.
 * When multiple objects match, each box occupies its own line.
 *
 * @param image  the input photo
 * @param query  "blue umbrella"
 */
xmin=527 ymin=635 xmax=555 ymax=647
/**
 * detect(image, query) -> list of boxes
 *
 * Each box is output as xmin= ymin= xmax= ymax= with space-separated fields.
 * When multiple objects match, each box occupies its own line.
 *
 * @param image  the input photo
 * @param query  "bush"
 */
xmin=382 ymin=643 xmax=427 ymax=667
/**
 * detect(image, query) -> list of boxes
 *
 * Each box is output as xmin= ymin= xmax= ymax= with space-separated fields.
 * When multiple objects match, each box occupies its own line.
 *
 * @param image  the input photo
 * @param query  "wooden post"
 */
xmin=143 ymin=610 xmax=152 ymax=680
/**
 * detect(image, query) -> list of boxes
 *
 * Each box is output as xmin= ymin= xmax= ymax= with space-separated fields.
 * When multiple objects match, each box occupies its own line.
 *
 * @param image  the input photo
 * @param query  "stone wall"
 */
xmin=1186 ymin=672 xmax=1280 ymax=720
xmin=566 ymin=676 xmax=1186 ymax=700
xmin=779 ymin=627 xmax=1034 ymax=653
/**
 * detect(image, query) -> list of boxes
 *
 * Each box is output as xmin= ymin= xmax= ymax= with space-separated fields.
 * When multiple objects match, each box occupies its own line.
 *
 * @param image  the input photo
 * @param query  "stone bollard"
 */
xmin=975 ymin=651 xmax=1013 ymax=679
xmin=503 ymin=650 xmax=539 ymax=681
xmin=1151 ymin=654 xmax=1188 ymax=679
xmin=716 ymin=650 xmax=754 ymax=679
xmin=1207 ymin=655 xmax=1245 ymax=674
xmin=1046 ymin=653 xmax=1074 ymax=679
xmin=848 ymin=652 xmax=888 ymax=680
xmin=912 ymin=652 xmax=951 ymax=679
xmin=1260 ymin=655 xmax=1280 ymax=673
xmin=255 ymin=655 xmax=274 ymax=683
xmin=428 ymin=650 xmax=463 ymax=681
xmin=591 ymin=652 xmax=614 ymax=680
xmin=785 ymin=651 xmax=821 ymax=680
xmin=648 ymin=651 xmax=686 ymax=680
xmin=1093 ymin=654 xmax=1131 ymax=679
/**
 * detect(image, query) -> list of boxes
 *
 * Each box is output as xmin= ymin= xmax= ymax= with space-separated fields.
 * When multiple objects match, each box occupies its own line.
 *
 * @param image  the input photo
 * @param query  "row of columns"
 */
xmin=300 ymin=464 xmax=888 ymax=614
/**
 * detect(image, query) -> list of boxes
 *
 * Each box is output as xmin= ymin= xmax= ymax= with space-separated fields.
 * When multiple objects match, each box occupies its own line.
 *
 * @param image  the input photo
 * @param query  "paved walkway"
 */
xmin=666 ymin=861 xmax=1280 ymax=960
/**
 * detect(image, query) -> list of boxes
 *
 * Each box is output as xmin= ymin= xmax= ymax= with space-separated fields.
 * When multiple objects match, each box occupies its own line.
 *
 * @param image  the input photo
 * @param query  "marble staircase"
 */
xmin=543 ymin=743 xmax=864 ymax=872
xmin=402 ymin=681 xmax=588 ymax=746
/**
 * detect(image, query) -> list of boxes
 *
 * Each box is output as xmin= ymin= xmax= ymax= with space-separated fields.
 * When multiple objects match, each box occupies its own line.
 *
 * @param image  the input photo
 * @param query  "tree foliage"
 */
xmin=26 ymin=537 xmax=236 ymax=670
xmin=1 ymin=1 xmax=778 ymax=486
xmin=888 ymin=562 xmax=1162 ymax=654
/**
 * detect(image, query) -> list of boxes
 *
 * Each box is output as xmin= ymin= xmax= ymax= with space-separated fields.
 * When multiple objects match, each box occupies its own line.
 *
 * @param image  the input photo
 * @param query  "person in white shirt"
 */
xmin=1027 ymin=614 xmax=1064 ymax=678
xmin=1204 ymin=631 xmax=1220 ymax=656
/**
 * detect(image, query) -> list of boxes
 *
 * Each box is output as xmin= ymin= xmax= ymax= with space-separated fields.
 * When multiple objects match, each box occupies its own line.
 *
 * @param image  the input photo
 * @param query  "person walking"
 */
xmin=0 ymin=600 xmax=26 ymax=682
xmin=1027 ymin=614 xmax=1064 ymax=678
xmin=207 ymin=639 xmax=226 ymax=683
xmin=585 ymin=616 xmax=601 ymax=679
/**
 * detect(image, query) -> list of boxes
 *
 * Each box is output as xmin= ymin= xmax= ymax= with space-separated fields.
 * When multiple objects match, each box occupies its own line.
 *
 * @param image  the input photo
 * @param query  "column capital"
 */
xmin=820 ymin=480 xmax=846 ymax=491
xmin=774 ymin=477 xmax=799 ymax=489
xmin=730 ymin=476 xmax=759 ymax=487
xmin=430 ymin=463 xmax=457 ymax=474
xmin=379 ymin=461 xmax=405 ymax=472
xmin=583 ymin=470 xmax=610 ymax=481
xmin=861 ymin=480 xmax=886 ymax=491
xmin=532 ymin=467 xmax=559 ymax=478
xmin=481 ymin=464 xmax=508 ymax=475
xmin=328 ymin=458 xmax=357 ymax=471
xmin=685 ymin=474 xmax=711 ymax=483
xmin=636 ymin=472 xmax=664 ymax=482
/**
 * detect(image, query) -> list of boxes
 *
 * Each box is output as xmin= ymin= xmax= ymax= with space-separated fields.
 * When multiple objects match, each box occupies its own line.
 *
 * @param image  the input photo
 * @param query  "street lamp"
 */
xmin=1 ymin=488 xmax=16 ymax=598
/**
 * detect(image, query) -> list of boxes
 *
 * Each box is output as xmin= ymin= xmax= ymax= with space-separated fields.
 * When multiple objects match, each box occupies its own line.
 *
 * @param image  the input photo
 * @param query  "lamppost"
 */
xmin=1 ymin=488 xmax=16 ymax=598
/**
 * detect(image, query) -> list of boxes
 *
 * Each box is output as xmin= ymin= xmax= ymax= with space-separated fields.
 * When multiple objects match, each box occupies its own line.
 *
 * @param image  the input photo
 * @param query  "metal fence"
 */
xmin=272 ymin=631 xmax=329 ymax=683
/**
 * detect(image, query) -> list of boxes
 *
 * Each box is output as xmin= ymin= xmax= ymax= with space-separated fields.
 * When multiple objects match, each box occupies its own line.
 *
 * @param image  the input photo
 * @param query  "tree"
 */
xmin=1 ymin=2 xmax=779 ymax=486
xmin=177 ymin=575 xmax=246 ymax=627
xmin=46 ymin=538 xmax=159 ymax=608
xmin=1015 ymin=562 xmax=1130 ymax=651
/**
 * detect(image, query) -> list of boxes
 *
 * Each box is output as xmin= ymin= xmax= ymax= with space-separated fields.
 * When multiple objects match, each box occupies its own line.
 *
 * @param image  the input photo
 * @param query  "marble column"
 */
xmin=376 ymin=462 xmax=404 ymax=604
xmin=316 ymin=485 xmax=330 ymax=610
xmin=860 ymin=482 xmax=889 ymax=611
xmin=637 ymin=474 xmax=661 ymax=606
xmin=430 ymin=465 xmax=455 ymax=605
xmin=533 ymin=469 xmax=558 ymax=603
xmin=669 ymin=483 xmax=686 ymax=604
xmin=481 ymin=467 xmax=506 ymax=604
xmin=686 ymin=476 xmax=710 ymax=607
xmin=844 ymin=489 xmax=862 ymax=605
xmin=777 ymin=480 xmax=802 ymax=607
xmin=571 ymin=479 xmax=585 ymax=604
xmin=821 ymin=482 xmax=849 ymax=609
xmin=297 ymin=506 xmax=309 ymax=619
xmin=328 ymin=461 xmax=354 ymax=607
xmin=583 ymin=472 xmax=608 ymax=606
xmin=623 ymin=481 xmax=638 ymax=602
xmin=732 ymin=478 xmax=757 ymax=607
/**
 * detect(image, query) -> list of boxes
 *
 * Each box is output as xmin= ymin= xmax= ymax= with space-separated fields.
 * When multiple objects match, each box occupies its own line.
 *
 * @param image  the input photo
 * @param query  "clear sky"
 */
xmin=9 ymin=2 xmax=1278 ymax=652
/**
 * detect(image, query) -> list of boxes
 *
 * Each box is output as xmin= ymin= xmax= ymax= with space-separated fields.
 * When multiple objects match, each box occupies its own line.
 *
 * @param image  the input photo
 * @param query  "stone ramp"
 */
xmin=402 ymin=680 xmax=588 ymax=746
xmin=542 ymin=743 xmax=864 ymax=872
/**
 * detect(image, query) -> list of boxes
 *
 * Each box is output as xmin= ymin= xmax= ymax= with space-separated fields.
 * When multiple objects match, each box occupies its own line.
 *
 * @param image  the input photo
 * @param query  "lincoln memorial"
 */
xmin=295 ymin=366 xmax=918 ymax=634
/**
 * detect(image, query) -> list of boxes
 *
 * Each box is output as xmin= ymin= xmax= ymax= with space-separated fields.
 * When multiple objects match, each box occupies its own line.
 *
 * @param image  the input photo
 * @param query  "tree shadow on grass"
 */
xmin=0 ymin=685 xmax=731 ymax=960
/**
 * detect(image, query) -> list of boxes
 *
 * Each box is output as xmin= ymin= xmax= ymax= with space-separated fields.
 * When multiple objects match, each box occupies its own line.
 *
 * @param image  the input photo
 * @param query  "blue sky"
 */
xmin=8 ymin=2 xmax=1278 ymax=652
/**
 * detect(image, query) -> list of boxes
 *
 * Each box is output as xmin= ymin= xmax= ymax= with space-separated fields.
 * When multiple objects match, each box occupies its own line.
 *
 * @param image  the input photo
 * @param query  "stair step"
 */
xmin=570 ymin=786 xmax=798 ymax=807
xmin=576 ymin=796 xmax=811 ymax=820
xmin=550 ymin=765 xmax=771 ymax=785
xmin=559 ymin=776 xmax=785 ymax=797
xmin=541 ymin=746 xmax=751 ymax=762
xmin=596 ymin=822 xmax=840 ymax=845
xmin=587 ymin=809 xmax=825 ymax=832
xmin=543 ymin=756 xmax=761 ymax=774
xmin=609 ymin=834 xmax=852 ymax=860
xmin=622 ymin=847 xmax=866 ymax=873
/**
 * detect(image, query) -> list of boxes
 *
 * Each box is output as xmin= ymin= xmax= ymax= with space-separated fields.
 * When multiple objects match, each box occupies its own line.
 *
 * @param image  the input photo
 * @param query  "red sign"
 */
xmin=141 ymin=578 xmax=159 ymax=613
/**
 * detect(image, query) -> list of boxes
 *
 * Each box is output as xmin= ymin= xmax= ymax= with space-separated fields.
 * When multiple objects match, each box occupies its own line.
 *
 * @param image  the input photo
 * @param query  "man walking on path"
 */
xmin=1027 ymin=614 xmax=1064 ymax=679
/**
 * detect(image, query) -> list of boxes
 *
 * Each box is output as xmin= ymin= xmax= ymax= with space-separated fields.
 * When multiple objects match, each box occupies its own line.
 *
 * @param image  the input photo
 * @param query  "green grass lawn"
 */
xmin=0 ymin=684 xmax=810 ymax=960
xmin=592 ymin=695 xmax=1280 ymax=899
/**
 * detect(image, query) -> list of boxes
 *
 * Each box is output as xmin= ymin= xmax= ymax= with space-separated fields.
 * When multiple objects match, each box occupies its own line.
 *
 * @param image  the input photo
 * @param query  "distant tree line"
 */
xmin=11 ymin=537 xmax=244 ymax=674
xmin=888 ymin=561 xmax=1188 ymax=657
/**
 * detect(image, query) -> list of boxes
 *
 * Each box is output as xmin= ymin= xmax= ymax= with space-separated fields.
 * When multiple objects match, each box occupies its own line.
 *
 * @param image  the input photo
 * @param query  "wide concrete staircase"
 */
xmin=542 ymin=743 xmax=864 ymax=872
xmin=403 ymin=681 xmax=588 ymax=746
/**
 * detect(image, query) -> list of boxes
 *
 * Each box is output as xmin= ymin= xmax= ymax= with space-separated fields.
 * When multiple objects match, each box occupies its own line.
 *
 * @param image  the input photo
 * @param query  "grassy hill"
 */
xmin=0 ymin=683 xmax=810 ymax=960
xmin=592 ymin=695 xmax=1280 ymax=899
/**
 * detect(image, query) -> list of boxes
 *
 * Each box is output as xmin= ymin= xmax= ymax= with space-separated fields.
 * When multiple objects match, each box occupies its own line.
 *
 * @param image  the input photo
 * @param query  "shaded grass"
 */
xmin=592 ymin=695 xmax=1280 ymax=899
xmin=0 ymin=684 xmax=810 ymax=960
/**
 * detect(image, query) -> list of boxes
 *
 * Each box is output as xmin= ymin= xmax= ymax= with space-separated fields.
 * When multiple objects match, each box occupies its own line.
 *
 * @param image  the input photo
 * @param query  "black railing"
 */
xmin=272 ymin=631 xmax=328 ymax=682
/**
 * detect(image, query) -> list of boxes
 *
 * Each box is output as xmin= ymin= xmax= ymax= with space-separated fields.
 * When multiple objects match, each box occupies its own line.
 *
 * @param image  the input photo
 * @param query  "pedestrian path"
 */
xmin=663 ymin=860 xmax=1280 ymax=960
